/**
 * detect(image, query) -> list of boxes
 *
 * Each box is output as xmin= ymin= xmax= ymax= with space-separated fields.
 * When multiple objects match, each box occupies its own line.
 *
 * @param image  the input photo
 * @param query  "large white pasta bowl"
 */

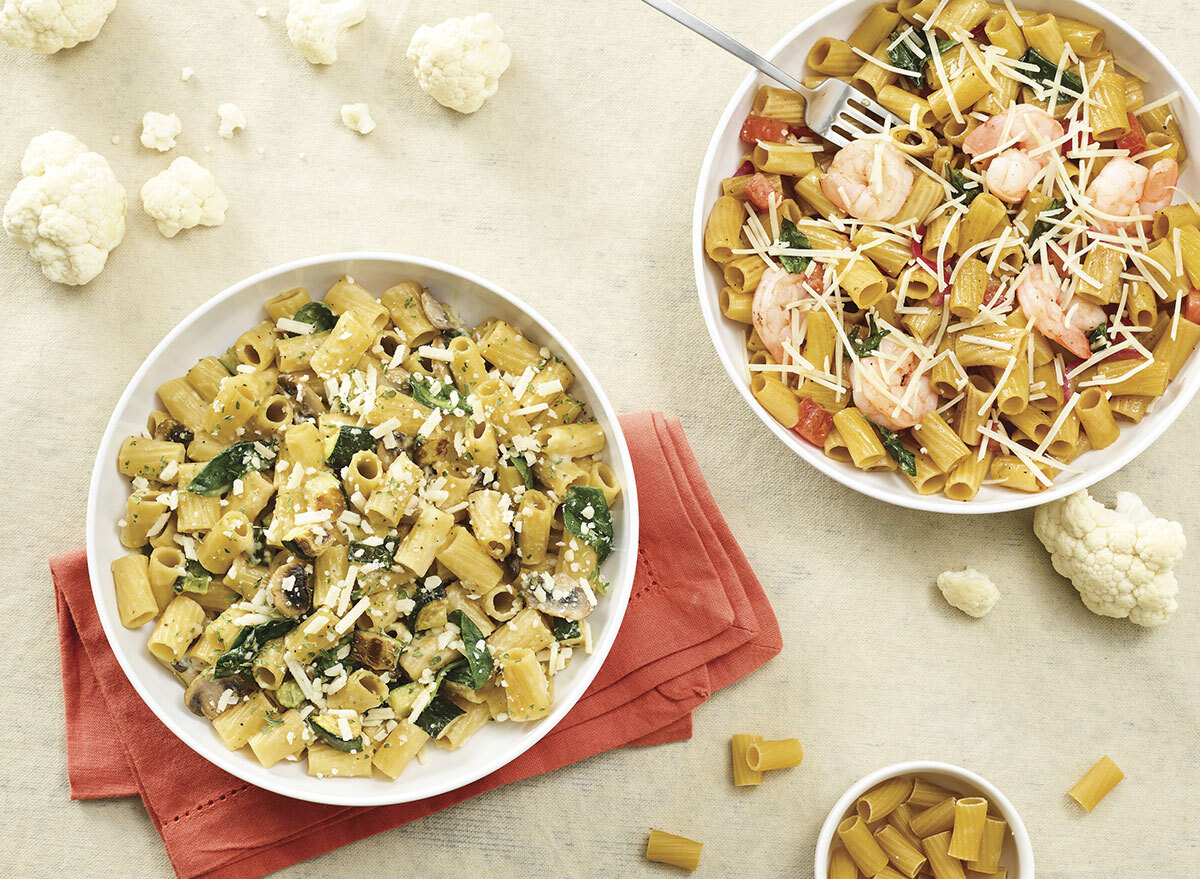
xmin=693 ymin=0 xmax=1200 ymax=514
xmin=86 ymin=253 xmax=639 ymax=806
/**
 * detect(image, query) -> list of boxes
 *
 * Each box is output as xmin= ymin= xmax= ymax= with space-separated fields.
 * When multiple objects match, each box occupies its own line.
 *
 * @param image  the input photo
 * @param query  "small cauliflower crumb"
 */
xmin=256 ymin=6 xmax=268 ymax=16
xmin=2 ymin=130 xmax=126 ymax=285
xmin=217 ymin=103 xmax=246 ymax=139
xmin=140 ymin=111 xmax=182 ymax=152
xmin=340 ymin=102 xmax=375 ymax=134
xmin=111 ymin=135 xmax=120 ymax=145
xmin=140 ymin=157 xmax=228 ymax=238
xmin=406 ymin=13 xmax=511 ymax=114
xmin=1035 ymin=489 xmax=1186 ymax=627
xmin=0 ymin=0 xmax=116 ymax=53
xmin=286 ymin=0 xmax=365 ymax=65
xmin=936 ymin=568 xmax=999 ymax=618
xmin=181 ymin=66 xmax=194 ymax=82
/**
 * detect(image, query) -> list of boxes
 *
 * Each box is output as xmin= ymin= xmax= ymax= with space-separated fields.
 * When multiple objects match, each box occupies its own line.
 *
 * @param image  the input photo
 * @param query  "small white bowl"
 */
xmin=692 ymin=0 xmax=1200 ymax=514
xmin=86 ymin=252 xmax=639 ymax=806
xmin=814 ymin=761 xmax=1035 ymax=878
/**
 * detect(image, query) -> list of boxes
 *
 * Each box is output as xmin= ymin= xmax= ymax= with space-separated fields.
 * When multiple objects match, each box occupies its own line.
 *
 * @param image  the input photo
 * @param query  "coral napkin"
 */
xmin=52 ymin=411 xmax=781 ymax=879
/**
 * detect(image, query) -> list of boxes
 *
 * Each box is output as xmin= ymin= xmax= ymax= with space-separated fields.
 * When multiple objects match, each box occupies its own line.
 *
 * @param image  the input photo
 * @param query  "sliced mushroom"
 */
xmin=277 ymin=373 xmax=326 ymax=419
xmin=519 ymin=572 xmax=595 ymax=621
xmin=419 ymin=289 xmax=456 ymax=331
xmin=184 ymin=672 xmax=256 ymax=719
xmin=153 ymin=417 xmax=195 ymax=445
xmin=349 ymin=630 xmax=405 ymax=671
xmin=168 ymin=655 xmax=205 ymax=687
xmin=502 ymin=553 xmax=522 ymax=582
xmin=270 ymin=561 xmax=313 ymax=617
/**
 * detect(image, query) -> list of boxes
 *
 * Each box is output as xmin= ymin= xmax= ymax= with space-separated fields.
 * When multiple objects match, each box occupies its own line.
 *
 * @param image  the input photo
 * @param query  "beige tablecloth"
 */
xmin=1 ymin=0 xmax=1196 ymax=875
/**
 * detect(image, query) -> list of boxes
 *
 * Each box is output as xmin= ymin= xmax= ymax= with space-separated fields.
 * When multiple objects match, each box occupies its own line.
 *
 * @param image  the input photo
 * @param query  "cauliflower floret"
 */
xmin=286 ymin=0 xmax=366 ymax=65
xmin=0 ymin=0 xmax=116 ymax=53
xmin=217 ymin=103 xmax=246 ymax=139
xmin=140 ymin=111 xmax=182 ymax=152
xmin=1034 ymin=489 xmax=1186 ymax=627
xmin=406 ymin=13 xmax=511 ymax=114
xmin=140 ymin=157 xmax=228 ymax=239
xmin=340 ymin=102 xmax=375 ymax=134
xmin=936 ymin=568 xmax=999 ymax=618
xmin=3 ymin=131 xmax=125 ymax=285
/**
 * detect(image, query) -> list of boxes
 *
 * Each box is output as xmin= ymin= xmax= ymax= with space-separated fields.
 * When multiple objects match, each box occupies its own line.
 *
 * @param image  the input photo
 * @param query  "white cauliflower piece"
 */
xmin=140 ymin=157 xmax=228 ymax=239
xmin=286 ymin=0 xmax=365 ymax=65
xmin=340 ymin=102 xmax=375 ymax=134
xmin=1034 ymin=489 xmax=1186 ymax=627
xmin=180 ymin=66 xmax=194 ymax=82
xmin=217 ymin=103 xmax=246 ymax=139
xmin=0 ymin=0 xmax=116 ymax=53
xmin=140 ymin=111 xmax=181 ymax=152
xmin=3 ymin=131 xmax=125 ymax=285
xmin=936 ymin=568 xmax=999 ymax=618
xmin=406 ymin=13 xmax=511 ymax=114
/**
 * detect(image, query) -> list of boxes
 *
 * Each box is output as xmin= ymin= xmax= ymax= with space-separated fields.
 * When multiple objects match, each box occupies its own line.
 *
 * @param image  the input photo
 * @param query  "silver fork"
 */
xmin=639 ymin=0 xmax=901 ymax=148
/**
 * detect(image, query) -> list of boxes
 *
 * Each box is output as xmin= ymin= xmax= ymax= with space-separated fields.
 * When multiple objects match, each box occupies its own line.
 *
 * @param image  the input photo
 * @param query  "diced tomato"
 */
xmin=743 ymin=172 xmax=779 ymax=212
xmin=1061 ymin=129 xmax=1096 ymax=158
xmin=733 ymin=159 xmax=755 ymax=178
xmin=793 ymin=398 xmax=833 ymax=447
xmin=1185 ymin=289 xmax=1200 ymax=324
xmin=1115 ymin=112 xmax=1147 ymax=156
xmin=740 ymin=114 xmax=790 ymax=144
xmin=971 ymin=22 xmax=987 ymax=39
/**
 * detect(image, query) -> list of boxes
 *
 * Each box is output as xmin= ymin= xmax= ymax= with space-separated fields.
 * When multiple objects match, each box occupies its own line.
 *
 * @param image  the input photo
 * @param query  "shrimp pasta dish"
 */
xmin=705 ymin=0 xmax=1200 ymax=500
xmin=108 ymin=277 xmax=621 ymax=780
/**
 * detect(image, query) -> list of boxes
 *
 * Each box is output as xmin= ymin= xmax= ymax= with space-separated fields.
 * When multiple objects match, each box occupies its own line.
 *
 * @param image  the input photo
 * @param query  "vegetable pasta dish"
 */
xmin=705 ymin=0 xmax=1200 ymax=500
xmin=109 ymin=277 xmax=620 ymax=780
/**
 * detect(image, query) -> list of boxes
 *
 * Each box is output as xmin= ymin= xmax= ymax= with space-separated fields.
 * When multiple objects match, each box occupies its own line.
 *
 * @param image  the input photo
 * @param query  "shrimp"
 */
xmin=962 ymin=104 xmax=1065 ymax=203
xmin=820 ymin=139 xmax=914 ymax=222
xmin=1085 ymin=156 xmax=1179 ymax=234
xmin=752 ymin=263 xmax=824 ymax=364
xmin=1016 ymin=264 xmax=1106 ymax=359
xmin=850 ymin=336 xmax=938 ymax=431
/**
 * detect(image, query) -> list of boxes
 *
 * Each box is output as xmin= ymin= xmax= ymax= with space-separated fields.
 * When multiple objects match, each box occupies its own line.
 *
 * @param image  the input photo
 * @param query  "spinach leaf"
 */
xmin=848 ymin=314 xmax=891 ymax=358
xmin=246 ymin=526 xmax=269 ymax=567
xmin=324 ymin=425 xmax=377 ymax=470
xmin=409 ymin=373 xmax=468 ymax=415
xmin=290 ymin=301 xmax=337 ymax=334
xmin=562 ymin=485 xmax=614 ymax=562
xmin=778 ymin=218 xmax=812 ymax=275
xmin=888 ymin=29 xmax=957 ymax=89
xmin=347 ymin=535 xmax=399 ymax=569
xmin=509 ymin=450 xmax=535 ymax=489
xmin=174 ymin=560 xmax=212 ymax=595
xmin=413 ymin=694 xmax=464 ymax=738
xmin=310 ymin=638 xmax=363 ymax=677
xmin=1020 ymin=47 xmax=1084 ymax=98
xmin=213 ymin=619 xmax=296 ymax=678
xmin=870 ymin=421 xmax=917 ymax=477
xmin=447 ymin=610 xmax=492 ymax=689
xmin=1027 ymin=197 xmax=1068 ymax=247
xmin=553 ymin=618 xmax=581 ymax=642
xmin=186 ymin=441 xmax=277 ymax=497
xmin=946 ymin=165 xmax=982 ymax=207
xmin=1088 ymin=324 xmax=1109 ymax=352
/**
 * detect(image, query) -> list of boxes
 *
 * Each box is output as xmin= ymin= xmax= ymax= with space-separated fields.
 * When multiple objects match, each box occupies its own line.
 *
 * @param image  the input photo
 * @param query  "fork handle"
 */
xmin=638 ymin=0 xmax=812 ymax=96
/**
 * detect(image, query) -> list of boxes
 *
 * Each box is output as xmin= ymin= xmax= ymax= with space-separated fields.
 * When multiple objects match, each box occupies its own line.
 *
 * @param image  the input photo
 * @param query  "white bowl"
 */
xmin=814 ymin=761 xmax=1035 ymax=878
xmin=86 ymin=252 xmax=639 ymax=806
xmin=693 ymin=0 xmax=1200 ymax=514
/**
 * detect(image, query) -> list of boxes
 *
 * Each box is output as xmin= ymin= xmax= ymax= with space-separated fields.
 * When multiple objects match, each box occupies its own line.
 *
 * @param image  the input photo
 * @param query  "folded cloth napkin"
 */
xmin=52 ymin=411 xmax=781 ymax=879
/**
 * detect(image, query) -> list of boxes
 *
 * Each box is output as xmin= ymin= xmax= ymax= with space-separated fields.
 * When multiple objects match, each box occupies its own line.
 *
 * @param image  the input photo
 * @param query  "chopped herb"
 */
xmin=1088 ymin=324 xmax=1109 ymax=352
xmin=778 ymin=218 xmax=812 ymax=275
xmin=447 ymin=610 xmax=492 ymax=689
xmin=946 ymin=165 xmax=982 ymax=207
xmin=1020 ymin=47 xmax=1084 ymax=98
xmin=290 ymin=301 xmax=336 ymax=334
xmin=213 ymin=619 xmax=296 ymax=678
xmin=263 ymin=713 xmax=285 ymax=728
xmin=1027 ymin=197 xmax=1068 ymax=247
xmin=412 ymin=694 xmax=464 ymax=738
xmin=409 ymin=373 xmax=468 ymax=415
xmin=888 ymin=29 xmax=957 ymax=89
xmin=870 ymin=420 xmax=917 ymax=477
xmin=848 ymin=314 xmax=891 ymax=358
xmin=186 ymin=441 xmax=277 ymax=496
xmin=562 ymin=485 xmax=614 ymax=562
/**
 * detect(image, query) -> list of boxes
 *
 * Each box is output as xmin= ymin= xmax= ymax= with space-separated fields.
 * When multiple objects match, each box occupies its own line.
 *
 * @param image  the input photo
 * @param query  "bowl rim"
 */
xmin=813 ymin=760 xmax=1036 ymax=877
xmin=691 ymin=0 xmax=1200 ymax=515
xmin=85 ymin=251 xmax=640 ymax=806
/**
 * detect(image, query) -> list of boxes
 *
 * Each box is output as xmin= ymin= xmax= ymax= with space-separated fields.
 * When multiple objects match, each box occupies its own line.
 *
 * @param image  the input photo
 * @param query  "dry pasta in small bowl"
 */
xmin=88 ymin=254 xmax=637 ymax=806
xmin=695 ymin=0 xmax=1200 ymax=512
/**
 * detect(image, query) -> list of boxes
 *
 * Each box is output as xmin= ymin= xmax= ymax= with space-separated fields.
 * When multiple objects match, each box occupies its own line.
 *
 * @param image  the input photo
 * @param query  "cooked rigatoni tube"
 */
xmin=909 ymin=777 xmax=955 ymax=809
xmin=1089 ymin=71 xmax=1128 ymax=140
xmin=887 ymin=802 xmax=924 ymax=851
xmin=966 ymin=816 xmax=1008 ymax=874
xmin=857 ymin=776 xmax=914 ymax=822
xmin=1153 ymin=317 xmax=1200 ymax=380
xmin=851 ymin=40 xmax=897 ymax=97
xmin=147 ymin=596 xmax=206 ymax=664
xmin=922 ymin=830 xmax=966 ymax=879
xmin=746 ymin=738 xmax=803 ymax=771
xmin=959 ymin=194 xmax=1007 ymax=252
xmin=1076 ymin=388 xmax=1120 ymax=449
xmin=984 ymin=10 xmax=1026 ymax=57
xmin=752 ymin=85 xmax=806 ymax=123
xmin=705 ymin=196 xmax=746 ymax=263
xmin=646 ymin=830 xmax=703 ymax=872
xmin=906 ymin=449 xmax=948 ymax=496
xmin=989 ymin=456 xmax=1044 ymax=492
xmin=1021 ymin=13 xmax=1066 ymax=63
xmin=949 ymin=257 xmax=989 ymax=319
xmin=834 ymin=407 xmax=889 ymax=470
xmin=944 ymin=449 xmax=993 ymax=502
xmin=837 ymin=815 xmax=890 ymax=877
xmin=721 ymin=286 xmax=754 ymax=323
xmin=913 ymin=412 xmax=971 ymax=472
xmin=731 ymin=734 xmax=764 ymax=786
xmin=1069 ymin=756 xmax=1124 ymax=812
xmin=928 ymin=70 xmax=991 ymax=123
xmin=752 ymin=374 xmax=801 ymax=427
xmin=874 ymin=824 xmax=928 ymax=878
xmin=112 ymin=553 xmax=158 ymax=628
xmin=947 ymin=797 xmax=988 ymax=860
